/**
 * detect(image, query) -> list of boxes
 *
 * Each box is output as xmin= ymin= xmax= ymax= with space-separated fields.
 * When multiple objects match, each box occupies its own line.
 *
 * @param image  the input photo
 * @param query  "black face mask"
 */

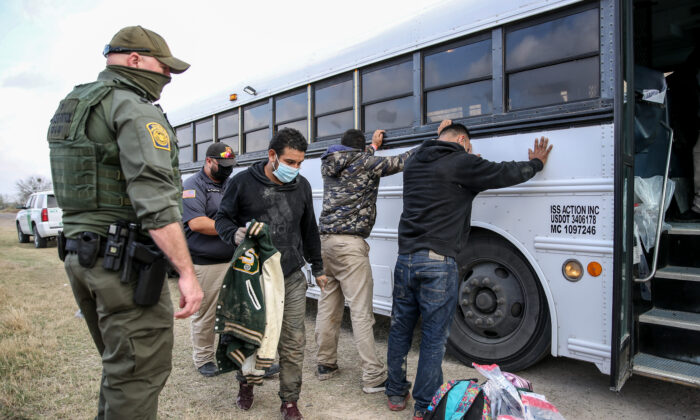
xmin=211 ymin=163 xmax=233 ymax=182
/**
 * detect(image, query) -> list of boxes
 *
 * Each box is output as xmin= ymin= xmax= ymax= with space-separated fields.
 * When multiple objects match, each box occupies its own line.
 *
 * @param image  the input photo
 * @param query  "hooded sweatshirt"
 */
xmin=398 ymin=139 xmax=543 ymax=257
xmin=319 ymin=144 xmax=413 ymax=238
xmin=214 ymin=161 xmax=323 ymax=277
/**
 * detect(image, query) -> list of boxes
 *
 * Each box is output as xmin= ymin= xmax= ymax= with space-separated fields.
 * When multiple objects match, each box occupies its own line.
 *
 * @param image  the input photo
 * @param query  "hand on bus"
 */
xmin=528 ymin=136 xmax=553 ymax=166
xmin=437 ymin=119 xmax=452 ymax=135
xmin=372 ymin=130 xmax=385 ymax=149
xmin=316 ymin=274 xmax=328 ymax=291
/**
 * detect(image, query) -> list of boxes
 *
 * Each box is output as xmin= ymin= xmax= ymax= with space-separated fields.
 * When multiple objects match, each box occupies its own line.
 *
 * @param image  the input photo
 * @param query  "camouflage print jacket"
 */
xmin=319 ymin=144 xmax=414 ymax=238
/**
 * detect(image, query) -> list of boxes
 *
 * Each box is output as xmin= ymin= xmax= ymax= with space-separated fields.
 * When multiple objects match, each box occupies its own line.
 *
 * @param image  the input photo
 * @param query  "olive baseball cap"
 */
xmin=104 ymin=26 xmax=190 ymax=74
xmin=206 ymin=143 xmax=237 ymax=167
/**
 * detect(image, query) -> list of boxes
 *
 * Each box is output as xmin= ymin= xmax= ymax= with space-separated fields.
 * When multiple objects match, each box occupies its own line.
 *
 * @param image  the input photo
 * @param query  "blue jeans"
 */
xmin=385 ymin=250 xmax=459 ymax=412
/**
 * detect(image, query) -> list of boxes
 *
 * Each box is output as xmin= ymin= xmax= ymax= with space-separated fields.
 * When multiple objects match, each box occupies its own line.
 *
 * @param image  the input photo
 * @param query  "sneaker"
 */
xmin=316 ymin=364 xmax=339 ymax=381
xmin=280 ymin=401 xmax=304 ymax=420
xmin=197 ymin=362 xmax=218 ymax=377
xmin=362 ymin=379 xmax=386 ymax=394
xmin=264 ymin=363 xmax=281 ymax=379
xmin=387 ymin=393 xmax=409 ymax=411
xmin=236 ymin=382 xmax=254 ymax=411
xmin=413 ymin=407 xmax=426 ymax=420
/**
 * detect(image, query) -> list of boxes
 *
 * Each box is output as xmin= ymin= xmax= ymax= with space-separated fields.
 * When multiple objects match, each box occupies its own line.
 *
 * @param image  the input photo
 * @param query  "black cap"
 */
xmin=206 ymin=143 xmax=236 ymax=166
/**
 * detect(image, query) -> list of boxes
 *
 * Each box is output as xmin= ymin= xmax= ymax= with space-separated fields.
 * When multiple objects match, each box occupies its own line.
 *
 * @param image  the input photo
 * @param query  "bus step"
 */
xmin=668 ymin=222 xmax=700 ymax=236
xmin=632 ymin=353 xmax=700 ymax=388
xmin=639 ymin=308 xmax=700 ymax=332
xmin=655 ymin=266 xmax=700 ymax=282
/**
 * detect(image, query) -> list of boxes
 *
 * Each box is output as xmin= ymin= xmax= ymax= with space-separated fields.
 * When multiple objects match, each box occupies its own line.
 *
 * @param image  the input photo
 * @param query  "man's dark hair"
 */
xmin=269 ymin=128 xmax=308 ymax=156
xmin=340 ymin=129 xmax=366 ymax=150
xmin=438 ymin=123 xmax=471 ymax=139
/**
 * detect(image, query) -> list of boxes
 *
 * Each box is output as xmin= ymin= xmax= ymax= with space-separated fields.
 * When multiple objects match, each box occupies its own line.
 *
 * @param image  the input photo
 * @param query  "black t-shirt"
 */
xmin=182 ymin=169 xmax=234 ymax=264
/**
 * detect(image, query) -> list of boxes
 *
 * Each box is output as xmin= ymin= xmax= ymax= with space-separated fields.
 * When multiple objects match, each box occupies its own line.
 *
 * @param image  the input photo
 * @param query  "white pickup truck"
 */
xmin=16 ymin=191 xmax=63 ymax=248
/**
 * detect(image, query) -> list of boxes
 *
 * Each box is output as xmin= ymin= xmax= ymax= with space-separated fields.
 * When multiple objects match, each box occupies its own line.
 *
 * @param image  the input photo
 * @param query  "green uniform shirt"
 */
xmin=61 ymin=69 xmax=182 ymax=237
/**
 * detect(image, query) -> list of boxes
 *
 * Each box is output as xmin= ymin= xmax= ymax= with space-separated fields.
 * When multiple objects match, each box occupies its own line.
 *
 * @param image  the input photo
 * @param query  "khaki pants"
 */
xmin=315 ymin=234 xmax=387 ymax=387
xmin=191 ymin=262 xmax=229 ymax=368
xmin=65 ymin=253 xmax=173 ymax=420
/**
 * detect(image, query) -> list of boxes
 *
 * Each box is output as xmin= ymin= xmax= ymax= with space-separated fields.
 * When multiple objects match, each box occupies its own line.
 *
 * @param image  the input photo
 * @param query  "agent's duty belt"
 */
xmin=65 ymin=236 xmax=107 ymax=255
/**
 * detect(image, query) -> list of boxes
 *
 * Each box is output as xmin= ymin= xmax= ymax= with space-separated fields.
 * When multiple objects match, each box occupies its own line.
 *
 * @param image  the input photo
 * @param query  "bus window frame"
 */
xmin=176 ymin=123 xmax=194 ymax=164
xmin=194 ymin=117 xmax=214 ymax=162
xmin=504 ymin=2 xmax=601 ymax=111
xmin=313 ymin=73 xmax=354 ymax=141
xmin=360 ymin=56 xmax=415 ymax=132
xmin=243 ymin=100 xmax=272 ymax=153
xmin=274 ymin=88 xmax=309 ymax=138
xmin=422 ymin=32 xmax=494 ymax=123
xmin=216 ymin=108 xmax=240 ymax=154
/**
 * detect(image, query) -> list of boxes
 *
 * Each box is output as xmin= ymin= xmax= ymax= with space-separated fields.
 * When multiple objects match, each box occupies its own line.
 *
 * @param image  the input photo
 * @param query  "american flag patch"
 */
xmin=182 ymin=189 xmax=196 ymax=199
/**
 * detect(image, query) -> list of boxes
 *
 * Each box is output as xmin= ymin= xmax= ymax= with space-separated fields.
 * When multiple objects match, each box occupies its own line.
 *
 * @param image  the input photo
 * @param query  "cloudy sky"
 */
xmin=0 ymin=0 xmax=444 ymax=199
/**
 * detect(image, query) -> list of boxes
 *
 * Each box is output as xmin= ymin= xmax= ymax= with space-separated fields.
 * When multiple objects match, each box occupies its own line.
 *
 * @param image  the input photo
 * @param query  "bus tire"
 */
xmin=17 ymin=223 xmax=29 ymax=243
xmin=447 ymin=231 xmax=551 ymax=372
xmin=33 ymin=224 xmax=47 ymax=249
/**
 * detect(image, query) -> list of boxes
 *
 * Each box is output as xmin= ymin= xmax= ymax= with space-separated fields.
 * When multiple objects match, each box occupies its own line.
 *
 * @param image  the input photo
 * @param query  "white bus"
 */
xmin=169 ymin=0 xmax=700 ymax=389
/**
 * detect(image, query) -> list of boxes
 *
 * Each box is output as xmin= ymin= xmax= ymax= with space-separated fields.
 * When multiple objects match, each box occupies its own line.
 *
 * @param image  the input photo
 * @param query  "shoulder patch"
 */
xmin=182 ymin=189 xmax=196 ymax=199
xmin=146 ymin=122 xmax=171 ymax=151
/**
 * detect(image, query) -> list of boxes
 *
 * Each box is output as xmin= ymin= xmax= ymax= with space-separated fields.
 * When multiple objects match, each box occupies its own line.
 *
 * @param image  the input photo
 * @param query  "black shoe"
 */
xmin=675 ymin=209 xmax=700 ymax=222
xmin=198 ymin=362 xmax=219 ymax=377
xmin=316 ymin=364 xmax=339 ymax=381
xmin=263 ymin=363 xmax=280 ymax=379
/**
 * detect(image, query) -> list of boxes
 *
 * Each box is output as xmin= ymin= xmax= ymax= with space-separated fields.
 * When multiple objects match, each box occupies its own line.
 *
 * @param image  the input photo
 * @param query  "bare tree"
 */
xmin=15 ymin=176 xmax=52 ymax=205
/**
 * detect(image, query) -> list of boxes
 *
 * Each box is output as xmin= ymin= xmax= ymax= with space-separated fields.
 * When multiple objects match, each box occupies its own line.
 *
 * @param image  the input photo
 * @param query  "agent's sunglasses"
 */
xmin=103 ymin=45 xmax=151 ymax=57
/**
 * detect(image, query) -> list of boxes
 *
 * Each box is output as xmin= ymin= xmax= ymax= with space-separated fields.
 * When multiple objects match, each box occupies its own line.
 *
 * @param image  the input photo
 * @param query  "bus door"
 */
xmin=611 ymin=0 xmax=636 ymax=391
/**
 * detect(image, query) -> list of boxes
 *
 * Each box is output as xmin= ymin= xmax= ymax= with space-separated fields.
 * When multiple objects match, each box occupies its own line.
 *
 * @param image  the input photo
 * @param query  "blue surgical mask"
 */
xmin=273 ymin=156 xmax=300 ymax=183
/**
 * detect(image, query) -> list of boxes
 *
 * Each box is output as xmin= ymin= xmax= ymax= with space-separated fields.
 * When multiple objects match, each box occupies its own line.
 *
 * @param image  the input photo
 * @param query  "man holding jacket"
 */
xmin=214 ymin=128 xmax=326 ymax=420
xmin=314 ymin=128 xmax=414 ymax=394
xmin=385 ymin=121 xmax=553 ymax=420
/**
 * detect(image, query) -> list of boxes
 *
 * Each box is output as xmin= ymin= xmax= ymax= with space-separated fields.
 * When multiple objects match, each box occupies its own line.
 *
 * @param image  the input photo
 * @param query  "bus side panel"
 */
xmin=472 ymin=123 xmax=615 ymax=374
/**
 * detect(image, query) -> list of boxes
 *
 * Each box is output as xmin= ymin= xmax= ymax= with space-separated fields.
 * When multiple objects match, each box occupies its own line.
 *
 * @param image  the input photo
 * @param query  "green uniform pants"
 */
xmin=65 ymin=253 xmax=174 ymax=420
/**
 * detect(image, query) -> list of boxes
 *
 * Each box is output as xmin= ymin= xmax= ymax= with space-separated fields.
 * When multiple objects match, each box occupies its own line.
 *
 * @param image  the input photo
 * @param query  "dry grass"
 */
xmin=1 ymin=213 xmax=699 ymax=419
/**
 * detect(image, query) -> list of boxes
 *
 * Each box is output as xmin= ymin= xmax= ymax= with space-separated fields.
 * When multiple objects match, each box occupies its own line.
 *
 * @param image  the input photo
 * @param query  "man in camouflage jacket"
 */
xmin=314 ymin=128 xmax=414 ymax=393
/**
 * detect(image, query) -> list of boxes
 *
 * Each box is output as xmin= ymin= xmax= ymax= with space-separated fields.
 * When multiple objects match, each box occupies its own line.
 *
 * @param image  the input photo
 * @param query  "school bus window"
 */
xmin=505 ymin=7 xmax=600 ymax=110
xmin=175 ymin=125 xmax=193 ymax=163
xmin=178 ymin=145 xmax=192 ymax=163
xmin=424 ymin=38 xmax=492 ymax=122
xmin=278 ymin=119 xmax=308 ymax=138
xmin=244 ymin=101 xmax=271 ymax=153
xmin=276 ymin=90 xmax=308 ymax=139
xmin=217 ymin=109 xmax=239 ymax=154
xmin=245 ymin=128 xmax=269 ymax=153
xmin=362 ymin=60 xmax=412 ymax=103
xmin=362 ymin=59 xmax=413 ymax=131
xmin=194 ymin=118 xmax=213 ymax=161
xmin=314 ymin=76 xmax=353 ymax=139
xmin=317 ymin=110 xmax=353 ymax=139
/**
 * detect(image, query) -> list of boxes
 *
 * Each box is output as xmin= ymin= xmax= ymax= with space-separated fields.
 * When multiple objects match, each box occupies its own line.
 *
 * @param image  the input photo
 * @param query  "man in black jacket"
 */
xmin=385 ymin=121 xmax=552 ymax=420
xmin=215 ymin=128 xmax=326 ymax=420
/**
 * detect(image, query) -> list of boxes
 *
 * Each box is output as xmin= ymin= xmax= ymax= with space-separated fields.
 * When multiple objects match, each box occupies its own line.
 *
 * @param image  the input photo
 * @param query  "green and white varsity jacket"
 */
xmin=215 ymin=221 xmax=285 ymax=384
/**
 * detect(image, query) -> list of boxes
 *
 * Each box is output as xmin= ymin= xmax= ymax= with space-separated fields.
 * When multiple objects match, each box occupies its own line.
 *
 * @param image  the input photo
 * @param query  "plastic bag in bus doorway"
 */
xmin=634 ymin=175 xmax=676 ymax=250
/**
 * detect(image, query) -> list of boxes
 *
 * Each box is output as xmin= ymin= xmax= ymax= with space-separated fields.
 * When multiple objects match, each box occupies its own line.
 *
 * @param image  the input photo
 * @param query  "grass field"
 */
xmin=2 ymin=213 xmax=699 ymax=420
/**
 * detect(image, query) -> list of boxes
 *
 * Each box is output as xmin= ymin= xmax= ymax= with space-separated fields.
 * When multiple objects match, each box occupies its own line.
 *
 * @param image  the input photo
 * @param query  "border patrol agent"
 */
xmin=183 ymin=143 xmax=236 ymax=377
xmin=47 ymin=26 xmax=203 ymax=419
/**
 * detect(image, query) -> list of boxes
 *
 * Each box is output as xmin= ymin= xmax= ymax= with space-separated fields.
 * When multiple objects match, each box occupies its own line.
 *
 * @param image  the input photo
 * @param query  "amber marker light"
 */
xmin=229 ymin=93 xmax=237 ymax=101
xmin=562 ymin=259 xmax=583 ymax=282
xmin=587 ymin=261 xmax=603 ymax=277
